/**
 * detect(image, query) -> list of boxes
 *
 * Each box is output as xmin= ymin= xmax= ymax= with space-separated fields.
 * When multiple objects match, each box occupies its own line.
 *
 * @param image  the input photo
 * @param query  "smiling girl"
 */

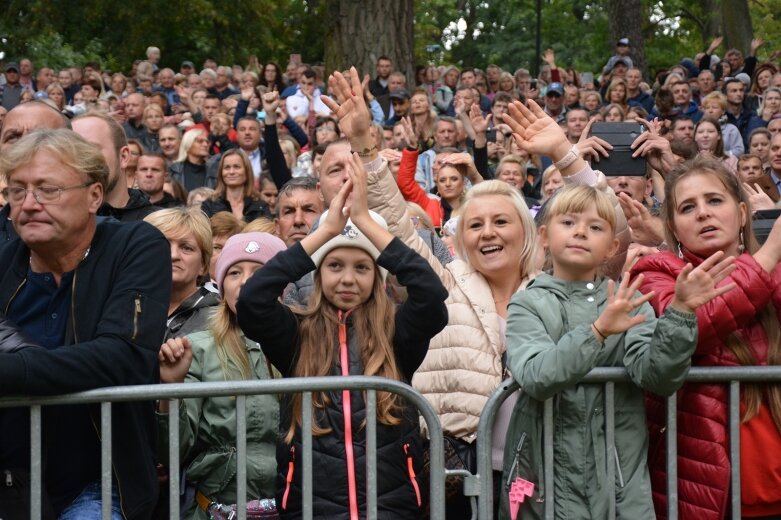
xmin=236 ymin=153 xmax=447 ymax=519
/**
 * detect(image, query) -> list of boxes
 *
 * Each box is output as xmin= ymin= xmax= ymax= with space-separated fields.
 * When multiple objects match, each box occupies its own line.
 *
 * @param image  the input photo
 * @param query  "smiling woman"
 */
xmin=199 ymin=149 xmax=270 ymax=223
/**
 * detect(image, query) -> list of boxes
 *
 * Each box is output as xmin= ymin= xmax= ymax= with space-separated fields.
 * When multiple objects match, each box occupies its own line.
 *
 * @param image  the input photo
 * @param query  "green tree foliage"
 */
xmin=1 ymin=0 xmax=776 ymax=80
xmin=0 ymin=0 xmax=325 ymax=72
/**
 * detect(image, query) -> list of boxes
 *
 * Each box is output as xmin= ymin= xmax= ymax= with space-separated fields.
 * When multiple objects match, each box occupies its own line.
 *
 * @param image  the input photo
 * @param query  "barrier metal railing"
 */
xmin=475 ymin=366 xmax=781 ymax=520
xmin=0 ymin=376 xmax=446 ymax=520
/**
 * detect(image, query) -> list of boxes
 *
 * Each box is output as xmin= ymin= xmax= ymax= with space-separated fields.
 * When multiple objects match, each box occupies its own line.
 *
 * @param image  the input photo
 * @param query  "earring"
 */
xmin=677 ymin=243 xmax=684 ymax=259
xmin=738 ymin=230 xmax=745 ymax=254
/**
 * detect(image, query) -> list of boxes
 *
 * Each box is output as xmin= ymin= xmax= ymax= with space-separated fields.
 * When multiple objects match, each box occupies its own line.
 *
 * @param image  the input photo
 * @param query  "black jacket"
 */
xmin=164 ymin=286 xmax=219 ymax=340
xmin=237 ymin=238 xmax=448 ymax=519
xmin=200 ymin=196 xmax=271 ymax=222
xmin=168 ymin=156 xmax=221 ymax=191
xmin=0 ymin=219 xmax=171 ymax=520
xmin=98 ymin=188 xmax=158 ymax=222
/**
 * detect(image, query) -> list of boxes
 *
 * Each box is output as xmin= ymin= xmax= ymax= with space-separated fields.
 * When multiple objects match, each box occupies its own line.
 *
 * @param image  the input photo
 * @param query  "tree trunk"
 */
xmin=701 ymin=0 xmax=722 ymax=44
xmin=607 ymin=0 xmax=646 ymax=76
xmin=324 ymin=0 xmax=415 ymax=85
xmin=721 ymin=0 xmax=753 ymax=55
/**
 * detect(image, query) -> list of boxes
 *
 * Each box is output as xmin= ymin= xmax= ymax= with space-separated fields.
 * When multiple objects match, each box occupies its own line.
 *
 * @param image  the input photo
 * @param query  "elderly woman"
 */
xmin=200 ymin=149 xmax=271 ymax=222
xmin=158 ymin=232 xmax=285 ymax=519
xmin=144 ymin=207 xmax=219 ymax=339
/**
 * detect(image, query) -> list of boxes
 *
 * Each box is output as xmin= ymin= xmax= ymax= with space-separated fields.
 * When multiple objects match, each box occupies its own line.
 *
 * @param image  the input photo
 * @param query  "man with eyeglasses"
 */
xmin=0 ymin=128 xmax=169 ymax=520
xmin=0 ymin=101 xmax=69 ymax=242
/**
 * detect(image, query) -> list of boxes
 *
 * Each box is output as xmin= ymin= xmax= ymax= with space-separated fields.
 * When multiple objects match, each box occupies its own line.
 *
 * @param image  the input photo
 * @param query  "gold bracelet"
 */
xmin=353 ymin=145 xmax=378 ymax=157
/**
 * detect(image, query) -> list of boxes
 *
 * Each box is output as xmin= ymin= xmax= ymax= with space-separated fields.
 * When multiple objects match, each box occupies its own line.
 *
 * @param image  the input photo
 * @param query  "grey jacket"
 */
xmin=500 ymin=273 xmax=697 ymax=520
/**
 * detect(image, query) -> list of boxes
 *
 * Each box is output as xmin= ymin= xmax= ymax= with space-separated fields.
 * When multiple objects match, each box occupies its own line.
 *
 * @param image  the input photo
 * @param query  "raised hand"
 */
xmin=320 ymin=176 xmax=353 ymax=236
xmin=593 ymin=273 xmax=656 ymax=339
xmin=618 ymin=193 xmax=665 ymax=246
xmin=670 ymin=251 xmax=736 ymax=313
xmin=320 ymin=67 xmax=372 ymax=150
xmin=469 ymin=103 xmax=492 ymax=134
xmin=503 ymin=100 xmax=578 ymax=170
xmin=743 ymin=182 xmax=776 ymax=211
xmin=400 ymin=116 xmax=418 ymax=149
xmin=632 ymin=118 xmax=677 ymax=175
xmin=707 ymin=36 xmax=724 ymax=54
xmin=578 ymin=117 xmax=612 ymax=163
xmin=262 ymin=91 xmax=280 ymax=125
xmin=751 ymin=38 xmax=765 ymax=54
xmin=241 ymin=85 xmax=255 ymax=102
xmin=159 ymin=337 xmax=193 ymax=384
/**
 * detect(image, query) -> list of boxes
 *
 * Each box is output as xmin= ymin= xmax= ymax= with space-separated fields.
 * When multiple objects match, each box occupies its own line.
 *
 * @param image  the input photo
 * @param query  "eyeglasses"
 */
xmin=2 ymin=181 xmax=96 ymax=205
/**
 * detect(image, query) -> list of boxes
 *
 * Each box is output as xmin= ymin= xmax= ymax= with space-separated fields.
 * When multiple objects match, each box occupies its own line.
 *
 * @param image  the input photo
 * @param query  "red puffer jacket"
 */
xmin=631 ymin=251 xmax=781 ymax=520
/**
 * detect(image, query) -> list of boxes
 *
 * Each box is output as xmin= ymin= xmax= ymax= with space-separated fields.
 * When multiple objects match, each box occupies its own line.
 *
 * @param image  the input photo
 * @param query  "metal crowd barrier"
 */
xmin=475 ymin=366 xmax=781 ymax=520
xmin=0 ymin=376 xmax=446 ymax=520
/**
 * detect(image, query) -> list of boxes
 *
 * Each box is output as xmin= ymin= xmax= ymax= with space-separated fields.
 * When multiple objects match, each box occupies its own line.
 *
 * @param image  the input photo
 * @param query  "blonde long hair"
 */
xmin=210 ymin=303 xmax=253 ymax=380
xmin=286 ymin=265 xmax=402 ymax=443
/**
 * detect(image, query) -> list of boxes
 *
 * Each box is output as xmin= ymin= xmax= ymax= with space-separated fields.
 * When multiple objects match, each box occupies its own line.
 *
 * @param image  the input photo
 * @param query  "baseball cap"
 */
xmin=546 ymin=82 xmax=564 ymax=96
xmin=390 ymin=88 xmax=410 ymax=101
xmin=4 ymin=62 xmax=19 ymax=73
xmin=181 ymin=60 xmax=194 ymax=69
xmin=612 ymin=58 xmax=630 ymax=69
xmin=617 ymin=38 xmax=630 ymax=46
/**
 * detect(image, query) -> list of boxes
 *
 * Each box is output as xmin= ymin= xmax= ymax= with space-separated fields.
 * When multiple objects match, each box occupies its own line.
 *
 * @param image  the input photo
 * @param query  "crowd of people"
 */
xmin=0 ymin=36 xmax=780 ymax=520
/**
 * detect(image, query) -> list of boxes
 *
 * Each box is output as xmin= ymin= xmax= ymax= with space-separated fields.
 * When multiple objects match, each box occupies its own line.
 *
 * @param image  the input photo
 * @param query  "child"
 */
xmin=501 ymin=185 xmax=736 ymax=519
xmin=236 ymin=153 xmax=448 ymax=519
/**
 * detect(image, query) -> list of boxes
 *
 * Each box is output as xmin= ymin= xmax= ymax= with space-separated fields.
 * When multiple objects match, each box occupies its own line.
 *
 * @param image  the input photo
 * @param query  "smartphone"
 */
xmin=289 ymin=53 xmax=302 ymax=65
xmin=581 ymin=72 xmax=594 ymax=85
xmin=590 ymin=122 xmax=646 ymax=176
xmin=753 ymin=209 xmax=781 ymax=244
xmin=530 ymin=79 xmax=538 ymax=89
xmin=751 ymin=174 xmax=780 ymax=202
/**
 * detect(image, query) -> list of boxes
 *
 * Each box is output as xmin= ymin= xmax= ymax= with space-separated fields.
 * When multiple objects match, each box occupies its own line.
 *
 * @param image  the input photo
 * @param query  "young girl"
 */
xmin=236 ymin=153 xmax=448 ymax=519
xmin=158 ymin=232 xmax=286 ymax=519
xmin=501 ymin=184 xmax=736 ymax=519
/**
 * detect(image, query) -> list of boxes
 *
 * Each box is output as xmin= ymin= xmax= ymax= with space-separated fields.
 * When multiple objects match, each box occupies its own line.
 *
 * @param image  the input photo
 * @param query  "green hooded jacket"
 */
xmin=158 ymin=330 xmax=279 ymax=519
xmin=500 ymin=273 xmax=697 ymax=520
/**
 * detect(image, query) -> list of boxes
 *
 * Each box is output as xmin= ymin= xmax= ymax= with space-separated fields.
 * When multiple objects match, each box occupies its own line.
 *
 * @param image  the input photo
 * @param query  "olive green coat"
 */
xmin=500 ymin=274 xmax=697 ymax=520
xmin=159 ymin=330 xmax=279 ymax=519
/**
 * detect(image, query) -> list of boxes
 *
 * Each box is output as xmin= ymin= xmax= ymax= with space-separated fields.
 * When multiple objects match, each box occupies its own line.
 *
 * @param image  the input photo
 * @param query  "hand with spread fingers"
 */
xmin=744 ymin=182 xmax=777 ymax=212
xmin=670 ymin=251 xmax=737 ymax=313
xmin=502 ymin=99 xmax=586 ymax=175
xmin=321 ymin=67 xmax=375 ymax=159
xmin=631 ymin=118 xmax=677 ymax=175
xmin=592 ymin=274 xmax=656 ymax=340
xmin=618 ymin=193 xmax=665 ymax=246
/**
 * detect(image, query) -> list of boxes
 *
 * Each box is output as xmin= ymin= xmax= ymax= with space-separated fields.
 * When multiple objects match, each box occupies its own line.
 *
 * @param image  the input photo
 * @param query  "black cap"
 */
xmin=181 ymin=60 xmax=194 ymax=69
xmin=4 ymin=62 xmax=19 ymax=72
xmin=389 ymin=88 xmax=410 ymax=101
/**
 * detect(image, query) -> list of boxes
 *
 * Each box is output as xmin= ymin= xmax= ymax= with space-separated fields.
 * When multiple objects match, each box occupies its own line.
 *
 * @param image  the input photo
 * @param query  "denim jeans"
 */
xmin=58 ymin=480 xmax=123 ymax=520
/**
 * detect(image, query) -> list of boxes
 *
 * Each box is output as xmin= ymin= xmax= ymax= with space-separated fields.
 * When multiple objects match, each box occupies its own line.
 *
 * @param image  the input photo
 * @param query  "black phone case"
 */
xmin=591 ymin=122 xmax=647 ymax=176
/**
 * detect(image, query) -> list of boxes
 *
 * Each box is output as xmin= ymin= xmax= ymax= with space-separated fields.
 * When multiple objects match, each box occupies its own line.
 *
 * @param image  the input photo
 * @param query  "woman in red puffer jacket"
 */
xmin=631 ymin=156 xmax=781 ymax=520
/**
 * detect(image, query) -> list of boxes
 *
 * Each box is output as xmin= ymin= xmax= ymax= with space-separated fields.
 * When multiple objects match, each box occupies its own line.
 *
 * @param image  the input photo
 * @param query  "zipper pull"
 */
xmin=135 ymin=295 xmax=142 ymax=314
xmin=5 ymin=469 xmax=12 ymax=486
